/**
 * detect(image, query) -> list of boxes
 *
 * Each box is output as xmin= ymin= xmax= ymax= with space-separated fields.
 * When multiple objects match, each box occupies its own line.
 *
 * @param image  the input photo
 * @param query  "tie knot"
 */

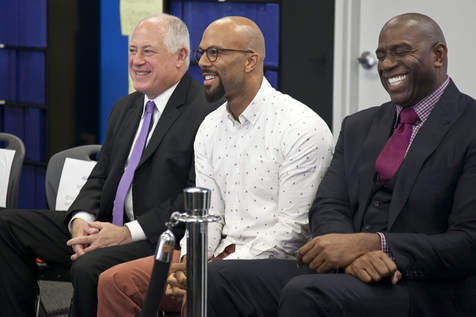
xmin=145 ymin=101 xmax=155 ymax=114
xmin=399 ymin=107 xmax=419 ymax=125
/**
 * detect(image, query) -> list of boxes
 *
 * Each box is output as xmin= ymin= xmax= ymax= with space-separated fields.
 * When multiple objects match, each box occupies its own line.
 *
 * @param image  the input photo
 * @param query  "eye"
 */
xmin=376 ymin=52 xmax=385 ymax=61
xmin=129 ymin=47 xmax=137 ymax=55
xmin=393 ymin=49 xmax=410 ymax=56
xmin=144 ymin=49 xmax=155 ymax=56
xmin=391 ymin=45 xmax=413 ymax=57
xmin=208 ymin=47 xmax=219 ymax=58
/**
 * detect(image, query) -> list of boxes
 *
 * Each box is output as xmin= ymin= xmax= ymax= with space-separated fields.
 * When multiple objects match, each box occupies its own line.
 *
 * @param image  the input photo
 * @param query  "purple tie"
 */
xmin=375 ymin=107 xmax=419 ymax=182
xmin=112 ymin=100 xmax=155 ymax=226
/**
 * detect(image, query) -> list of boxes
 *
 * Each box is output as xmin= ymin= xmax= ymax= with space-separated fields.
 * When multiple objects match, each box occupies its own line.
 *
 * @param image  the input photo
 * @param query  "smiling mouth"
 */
xmin=134 ymin=70 xmax=150 ymax=76
xmin=387 ymin=74 xmax=407 ymax=87
xmin=202 ymin=73 xmax=218 ymax=85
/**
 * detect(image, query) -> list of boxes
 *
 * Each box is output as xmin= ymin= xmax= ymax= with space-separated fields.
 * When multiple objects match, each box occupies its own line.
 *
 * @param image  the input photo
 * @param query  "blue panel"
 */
xmin=188 ymin=64 xmax=202 ymax=84
xmin=0 ymin=1 xmax=19 ymax=46
xmin=99 ymin=0 xmax=129 ymax=142
xmin=17 ymin=51 xmax=46 ymax=104
xmin=0 ymin=107 xmax=3 ymax=132
xmin=25 ymin=108 xmax=46 ymax=161
xmin=169 ymin=0 xmax=183 ymax=19
xmin=264 ymin=70 xmax=278 ymax=89
xmin=3 ymin=106 xmax=24 ymax=141
xmin=175 ymin=1 xmax=279 ymax=67
xmin=0 ymin=49 xmax=17 ymax=100
xmin=19 ymin=0 xmax=47 ymax=47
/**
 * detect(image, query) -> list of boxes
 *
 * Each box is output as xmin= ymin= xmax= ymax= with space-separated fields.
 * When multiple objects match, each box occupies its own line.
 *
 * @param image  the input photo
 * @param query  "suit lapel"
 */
xmin=353 ymin=104 xmax=396 ymax=230
xmin=137 ymin=74 xmax=191 ymax=168
xmin=388 ymin=81 xmax=462 ymax=228
xmin=117 ymin=95 xmax=144 ymax=166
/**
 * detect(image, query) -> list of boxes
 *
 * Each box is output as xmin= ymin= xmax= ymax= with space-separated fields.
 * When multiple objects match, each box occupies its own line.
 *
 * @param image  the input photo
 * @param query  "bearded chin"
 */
xmin=205 ymin=81 xmax=226 ymax=103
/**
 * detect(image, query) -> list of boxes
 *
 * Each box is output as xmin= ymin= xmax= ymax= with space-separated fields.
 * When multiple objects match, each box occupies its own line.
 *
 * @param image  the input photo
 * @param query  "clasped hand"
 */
xmin=165 ymin=262 xmax=187 ymax=300
xmin=67 ymin=219 xmax=132 ymax=260
xmin=296 ymin=233 xmax=401 ymax=284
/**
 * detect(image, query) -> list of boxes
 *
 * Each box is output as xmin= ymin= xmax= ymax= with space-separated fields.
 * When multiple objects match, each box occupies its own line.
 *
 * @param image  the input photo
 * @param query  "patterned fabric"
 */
xmin=395 ymin=76 xmax=450 ymax=151
xmin=180 ymin=78 xmax=334 ymax=260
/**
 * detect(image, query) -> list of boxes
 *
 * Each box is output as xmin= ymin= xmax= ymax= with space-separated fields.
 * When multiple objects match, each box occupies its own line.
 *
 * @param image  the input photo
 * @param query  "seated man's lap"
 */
xmin=207 ymin=259 xmax=311 ymax=317
xmin=280 ymin=273 xmax=409 ymax=317
xmin=71 ymin=240 xmax=155 ymax=279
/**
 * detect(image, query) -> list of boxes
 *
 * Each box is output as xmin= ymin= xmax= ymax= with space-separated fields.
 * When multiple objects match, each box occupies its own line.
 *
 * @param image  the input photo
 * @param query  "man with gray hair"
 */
xmin=0 ymin=13 xmax=218 ymax=317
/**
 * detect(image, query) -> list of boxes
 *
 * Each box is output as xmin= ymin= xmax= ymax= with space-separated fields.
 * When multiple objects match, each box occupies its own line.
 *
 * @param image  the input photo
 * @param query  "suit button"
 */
xmin=373 ymin=200 xmax=380 ymax=207
xmin=364 ymin=225 xmax=371 ymax=231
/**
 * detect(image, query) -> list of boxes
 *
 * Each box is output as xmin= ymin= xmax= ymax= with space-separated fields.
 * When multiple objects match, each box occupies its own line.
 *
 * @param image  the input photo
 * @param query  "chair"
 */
xmin=0 ymin=132 xmax=25 ymax=208
xmin=36 ymin=144 xmax=101 ymax=317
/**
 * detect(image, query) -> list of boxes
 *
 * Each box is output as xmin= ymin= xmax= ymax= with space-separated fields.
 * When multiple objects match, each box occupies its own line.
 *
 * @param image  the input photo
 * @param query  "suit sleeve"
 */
xmin=386 ymin=138 xmax=476 ymax=279
xmin=64 ymin=101 xmax=119 ymax=225
xmin=310 ymin=117 xmax=356 ymax=236
xmin=137 ymin=167 xmax=191 ymax=247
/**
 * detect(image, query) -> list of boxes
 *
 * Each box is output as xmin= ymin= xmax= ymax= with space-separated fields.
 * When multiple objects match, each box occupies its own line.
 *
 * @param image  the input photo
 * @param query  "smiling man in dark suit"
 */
xmin=206 ymin=13 xmax=476 ymax=317
xmin=0 ymin=13 xmax=217 ymax=317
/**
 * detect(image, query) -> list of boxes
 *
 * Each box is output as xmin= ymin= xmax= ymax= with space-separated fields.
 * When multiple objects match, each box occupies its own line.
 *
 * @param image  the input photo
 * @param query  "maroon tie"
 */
xmin=375 ymin=107 xmax=419 ymax=182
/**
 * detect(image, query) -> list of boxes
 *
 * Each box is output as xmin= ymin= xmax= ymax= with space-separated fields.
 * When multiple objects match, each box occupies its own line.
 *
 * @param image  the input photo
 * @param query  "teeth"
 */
xmin=136 ymin=71 xmax=149 ymax=75
xmin=388 ymin=74 xmax=406 ymax=86
xmin=204 ymin=75 xmax=216 ymax=80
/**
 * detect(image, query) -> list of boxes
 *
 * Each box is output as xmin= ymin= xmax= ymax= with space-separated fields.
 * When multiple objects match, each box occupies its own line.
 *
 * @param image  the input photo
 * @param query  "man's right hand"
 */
xmin=69 ymin=218 xmax=99 ymax=261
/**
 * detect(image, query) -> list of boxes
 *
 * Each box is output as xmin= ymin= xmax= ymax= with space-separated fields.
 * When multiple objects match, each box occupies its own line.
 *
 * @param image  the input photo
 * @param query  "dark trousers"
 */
xmin=0 ymin=209 xmax=155 ymax=317
xmin=207 ymin=259 xmax=410 ymax=317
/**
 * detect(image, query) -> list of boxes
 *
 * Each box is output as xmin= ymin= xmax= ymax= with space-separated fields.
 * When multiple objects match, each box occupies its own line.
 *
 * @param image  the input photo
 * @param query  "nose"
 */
xmin=379 ymin=54 xmax=398 ymax=71
xmin=131 ymin=51 xmax=145 ymax=66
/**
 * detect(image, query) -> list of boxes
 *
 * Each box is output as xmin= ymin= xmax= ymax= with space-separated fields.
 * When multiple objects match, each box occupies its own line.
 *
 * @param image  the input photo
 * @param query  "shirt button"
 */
xmin=373 ymin=200 xmax=380 ymax=207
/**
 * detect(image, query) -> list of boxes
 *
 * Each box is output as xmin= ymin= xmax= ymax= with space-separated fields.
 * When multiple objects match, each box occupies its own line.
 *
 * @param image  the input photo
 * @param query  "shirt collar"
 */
xmin=143 ymin=81 xmax=179 ymax=116
xmin=225 ymin=77 xmax=272 ymax=126
xmin=395 ymin=75 xmax=450 ymax=123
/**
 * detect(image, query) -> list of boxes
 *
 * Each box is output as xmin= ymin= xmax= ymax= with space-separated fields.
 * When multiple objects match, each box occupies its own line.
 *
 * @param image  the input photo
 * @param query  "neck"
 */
xmin=227 ymin=76 xmax=263 ymax=121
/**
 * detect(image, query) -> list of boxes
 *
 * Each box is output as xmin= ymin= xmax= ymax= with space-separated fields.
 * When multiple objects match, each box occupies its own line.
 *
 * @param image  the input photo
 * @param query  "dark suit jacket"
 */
xmin=66 ymin=73 xmax=218 ymax=244
xmin=311 ymin=80 xmax=476 ymax=315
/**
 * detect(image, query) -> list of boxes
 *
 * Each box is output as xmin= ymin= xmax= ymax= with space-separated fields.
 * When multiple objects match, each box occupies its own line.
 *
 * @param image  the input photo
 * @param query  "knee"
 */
xmin=70 ymin=252 xmax=101 ymax=282
xmin=280 ymin=275 xmax=312 ymax=303
xmin=98 ymin=266 xmax=121 ymax=296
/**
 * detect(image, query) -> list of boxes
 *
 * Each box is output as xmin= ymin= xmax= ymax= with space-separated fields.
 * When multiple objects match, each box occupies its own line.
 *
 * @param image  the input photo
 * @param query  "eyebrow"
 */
xmin=376 ymin=43 xmax=413 ymax=53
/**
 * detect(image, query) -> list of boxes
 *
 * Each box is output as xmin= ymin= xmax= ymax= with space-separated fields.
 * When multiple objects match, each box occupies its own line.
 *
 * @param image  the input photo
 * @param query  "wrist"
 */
xmin=121 ymin=225 xmax=132 ymax=243
xmin=356 ymin=232 xmax=381 ymax=252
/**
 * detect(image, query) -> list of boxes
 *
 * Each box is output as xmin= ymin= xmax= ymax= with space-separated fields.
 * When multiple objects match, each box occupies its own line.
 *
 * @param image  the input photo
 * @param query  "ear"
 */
xmin=244 ymin=53 xmax=259 ymax=73
xmin=432 ymin=42 xmax=447 ymax=68
xmin=176 ymin=48 xmax=188 ymax=68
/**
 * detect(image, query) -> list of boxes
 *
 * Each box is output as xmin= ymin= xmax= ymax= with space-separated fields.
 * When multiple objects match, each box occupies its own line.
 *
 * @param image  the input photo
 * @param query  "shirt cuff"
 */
xmin=377 ymin=232 xmax=394 ymax=260
xmin=179 ymin=232 xmax=188 ymax=258
xmin=68 ymin=211 xmax=96 ymax=232
xmin=124 ymin=220 xmax=147 ymax=242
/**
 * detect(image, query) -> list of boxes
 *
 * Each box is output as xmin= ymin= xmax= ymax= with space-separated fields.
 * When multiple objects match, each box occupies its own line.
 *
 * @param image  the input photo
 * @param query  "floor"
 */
xmin=38 ymin=280 xmax=72 ymax=317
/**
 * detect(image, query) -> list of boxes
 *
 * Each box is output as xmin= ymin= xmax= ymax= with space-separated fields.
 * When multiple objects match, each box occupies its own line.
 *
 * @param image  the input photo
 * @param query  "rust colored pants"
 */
xmin=96 ymin=251 xmax=181 ymax=317
xmin=97 ymin=245 xmax=235 ymax=317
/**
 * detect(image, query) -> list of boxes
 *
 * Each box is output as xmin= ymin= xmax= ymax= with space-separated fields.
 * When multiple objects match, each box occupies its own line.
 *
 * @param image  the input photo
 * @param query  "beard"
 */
xmin=205 ymin=78 xmax=226 ymax=103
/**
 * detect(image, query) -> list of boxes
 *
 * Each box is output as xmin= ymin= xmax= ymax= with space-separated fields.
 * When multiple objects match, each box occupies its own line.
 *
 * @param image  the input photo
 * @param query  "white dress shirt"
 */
xmin=180 ymin=78 xmax=334 ymax=260
xmin=69 ymin=82 xmax=179 ymax=241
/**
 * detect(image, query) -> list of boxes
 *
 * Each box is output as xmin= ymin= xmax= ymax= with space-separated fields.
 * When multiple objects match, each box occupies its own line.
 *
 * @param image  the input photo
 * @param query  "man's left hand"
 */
xmin=296 ymin=233 xmax=380 ymax=272
xmin=66 ymin=221 xmax=132 ymax=255
xmin=345 ymin=250 xmax=402 ymax=284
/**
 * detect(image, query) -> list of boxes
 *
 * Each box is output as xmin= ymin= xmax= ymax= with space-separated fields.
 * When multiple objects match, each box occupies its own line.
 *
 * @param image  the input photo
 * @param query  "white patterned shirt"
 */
xmin=180 ymin=78 xmax=333 ymax=260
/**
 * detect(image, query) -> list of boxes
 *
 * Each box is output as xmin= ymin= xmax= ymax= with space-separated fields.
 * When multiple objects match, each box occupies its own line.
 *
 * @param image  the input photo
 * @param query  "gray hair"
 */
xmin=137 ymin=13 xmax=190 ymax=68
